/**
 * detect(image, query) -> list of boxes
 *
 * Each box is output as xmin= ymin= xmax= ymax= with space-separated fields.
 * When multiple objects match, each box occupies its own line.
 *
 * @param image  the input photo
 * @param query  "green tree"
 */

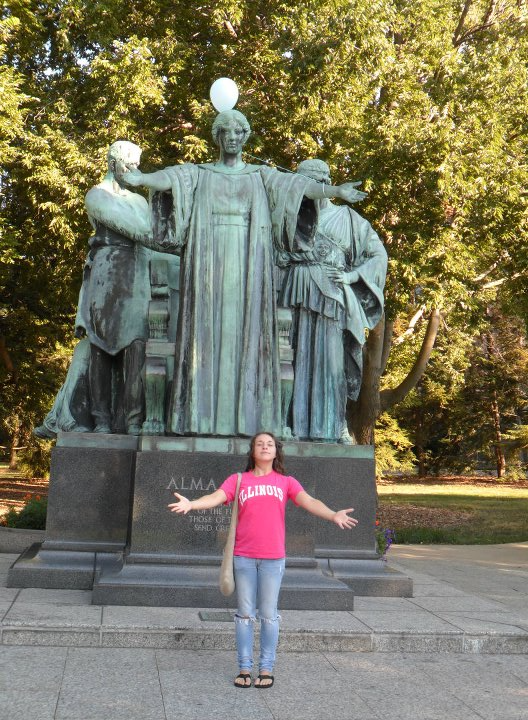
xmin=349 ymin=0 xmax=528 ymax=447
xmin=394 ymin=306 xmax=528 ymax=477
xmin=444 ymin=308 xmax=528 ymax=477
xmin=1 ymin=1 xmax=527 ymax=472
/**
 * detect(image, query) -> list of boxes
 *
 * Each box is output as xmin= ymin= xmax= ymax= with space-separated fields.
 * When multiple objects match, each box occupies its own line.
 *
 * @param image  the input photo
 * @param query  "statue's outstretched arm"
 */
xmin=122 ymin=168 xmax=172 ymax=192
xmin=304 ymin=180 xmax=367 ymax=204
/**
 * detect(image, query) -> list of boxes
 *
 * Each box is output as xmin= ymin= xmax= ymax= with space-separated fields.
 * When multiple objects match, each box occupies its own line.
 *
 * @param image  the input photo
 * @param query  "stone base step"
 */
xmin=92 ymin=560 xmax=355 ymax=610
xmin=1 ymin=622 xmax=526 ymax=654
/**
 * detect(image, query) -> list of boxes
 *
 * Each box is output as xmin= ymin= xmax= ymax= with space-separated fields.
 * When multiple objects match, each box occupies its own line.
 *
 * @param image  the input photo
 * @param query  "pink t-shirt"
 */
xmin=220 ymin=470 xmax=304 ymax=559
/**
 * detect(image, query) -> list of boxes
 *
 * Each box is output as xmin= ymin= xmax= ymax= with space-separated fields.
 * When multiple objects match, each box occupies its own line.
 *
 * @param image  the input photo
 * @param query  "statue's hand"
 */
xmin=74 ymin=326 xmax=86 ymax=339
xmin=326 ymin=269 xmax=359 ymax=285
xmin=337 ymin=181 xmax=368 ymax=204
xmin=121 ymin=168 xmax=144 ymax=187
xmin=326 ymin=268 xmax=345 ymax=284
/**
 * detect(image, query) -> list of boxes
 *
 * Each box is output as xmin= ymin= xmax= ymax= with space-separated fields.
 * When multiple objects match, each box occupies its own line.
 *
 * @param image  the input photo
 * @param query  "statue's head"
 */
xmin=212 ymin=110 xmax=251 ymax=148
xmin=107 ymin=141 xmax=142 ymax=172
xmin=107 ymin=141 xmax=141 ymax=184
xmin=297 ymin=159 xmax=331 ymax=184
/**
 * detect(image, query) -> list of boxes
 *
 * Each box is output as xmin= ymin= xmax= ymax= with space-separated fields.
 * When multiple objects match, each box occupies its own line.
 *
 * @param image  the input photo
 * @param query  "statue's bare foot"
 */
xmin=93 ymin=424 xmax=111 ymax=433
xmin=33 ymin=425 xmax=56 ymax=440
xmin=338 ymin=428 xmax=356 ymax=445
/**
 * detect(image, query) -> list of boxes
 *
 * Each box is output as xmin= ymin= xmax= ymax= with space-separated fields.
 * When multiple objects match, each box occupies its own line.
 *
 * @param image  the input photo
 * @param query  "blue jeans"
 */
xmin=234 ymin=556 xmax=285 ymax=673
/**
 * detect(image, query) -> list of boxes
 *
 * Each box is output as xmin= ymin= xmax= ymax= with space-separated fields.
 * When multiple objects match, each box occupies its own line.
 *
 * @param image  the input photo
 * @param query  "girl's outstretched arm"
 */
xmin=295 ymin=491 xmax=358 ymax=529
xmin=168 ymin=489 xmax=227 ymax=514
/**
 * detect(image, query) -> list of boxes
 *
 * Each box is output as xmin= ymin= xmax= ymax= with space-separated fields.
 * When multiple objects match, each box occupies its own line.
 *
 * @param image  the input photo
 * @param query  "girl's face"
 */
xmin=252 ymin=434 xmax=277 ymax=464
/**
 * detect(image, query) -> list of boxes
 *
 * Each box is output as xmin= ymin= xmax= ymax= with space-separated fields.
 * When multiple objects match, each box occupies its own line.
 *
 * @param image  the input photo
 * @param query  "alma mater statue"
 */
xmin=124 ymin=110 xmax=366 ymax=438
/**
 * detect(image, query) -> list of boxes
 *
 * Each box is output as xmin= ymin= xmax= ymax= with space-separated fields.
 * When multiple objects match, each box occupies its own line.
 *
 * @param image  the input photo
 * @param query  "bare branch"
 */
xmin=158 ymin=121 xmax=194 ymax=134
xmin=223 ymin=20 xmax=238 ymax=39
xmin=393 ymin=306 xmax=425 ymax=346
xmin=455 ymin=21 xmax=496 ymax=46
xmin=380 ymin=309 xmax=441 ymax=412
xmin=453 ymin=0 xmax=473 ymax=46
xmin=473 ymin=261 xmax=500 ymax=282
xmin=482 ymin=0 xmax=499 ymax=26
xmin=482 ymin=272 xmax=524 ymax=289
xmin=454 ymin=1 xmax=504 ymax=47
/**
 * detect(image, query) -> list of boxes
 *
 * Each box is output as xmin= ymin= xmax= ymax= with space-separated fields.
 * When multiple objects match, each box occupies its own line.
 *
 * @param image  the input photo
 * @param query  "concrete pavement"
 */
xmin=0 ymin=543 xmax=527 ymax=719
xmin=1 ymin=545 xmax=527 ymax=653
xmin=389 ymin=542 xmax=528 ymax=610
xmin=1 ymin=645 xmax=527 ymax=720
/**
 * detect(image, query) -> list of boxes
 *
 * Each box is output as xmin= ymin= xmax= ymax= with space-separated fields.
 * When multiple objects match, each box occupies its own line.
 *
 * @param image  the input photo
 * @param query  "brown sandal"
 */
xmin=254 ymin=674 xmax=274 ymax=688
xmin=234 ymin=672 xmax=251 ymax=688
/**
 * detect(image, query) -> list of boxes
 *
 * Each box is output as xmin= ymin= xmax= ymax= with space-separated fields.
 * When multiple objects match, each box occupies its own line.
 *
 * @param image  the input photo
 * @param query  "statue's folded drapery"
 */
xmin=279 ymin=203 xmax=387 ymax=441
xmin=149 ymin=163 xmax=313 ymax=437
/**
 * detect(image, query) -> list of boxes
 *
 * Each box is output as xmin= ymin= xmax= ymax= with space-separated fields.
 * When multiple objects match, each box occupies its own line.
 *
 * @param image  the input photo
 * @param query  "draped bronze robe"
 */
xmin=149 ymin=163 xmax=312 ymax=437
xmin=278 ymin=203 xmax=387 ymax=441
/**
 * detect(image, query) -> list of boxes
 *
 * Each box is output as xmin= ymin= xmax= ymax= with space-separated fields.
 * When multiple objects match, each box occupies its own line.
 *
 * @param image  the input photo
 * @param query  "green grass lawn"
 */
xmin=377 ymin=483 xmax=528 ymax=544
xmin=0 ymin=462 xmax=25 ymax=478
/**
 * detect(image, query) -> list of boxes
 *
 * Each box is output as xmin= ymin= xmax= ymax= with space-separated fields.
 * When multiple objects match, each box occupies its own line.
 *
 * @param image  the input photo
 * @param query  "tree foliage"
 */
xmin=1 ymin=1 xmax=527 ymax=473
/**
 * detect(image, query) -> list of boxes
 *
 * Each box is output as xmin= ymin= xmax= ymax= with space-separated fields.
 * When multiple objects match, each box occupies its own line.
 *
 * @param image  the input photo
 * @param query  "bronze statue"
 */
xmin=277 ymin=159 xmax=387 ymax=443
xmin=35 ymin=141 xmax=153 ymax=437
xmin=123 ymin=111 xmax=365 ymax=438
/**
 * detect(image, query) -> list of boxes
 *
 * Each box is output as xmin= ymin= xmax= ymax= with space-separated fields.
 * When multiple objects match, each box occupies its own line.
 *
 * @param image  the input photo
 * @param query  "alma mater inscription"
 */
xmin=166 ymin=475 xmax=231 ymax=533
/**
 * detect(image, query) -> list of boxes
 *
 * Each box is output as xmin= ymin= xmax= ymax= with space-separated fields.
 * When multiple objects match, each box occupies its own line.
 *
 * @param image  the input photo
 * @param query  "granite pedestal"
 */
xmin=8 ymin=434 xmax=412 ymax=606
xmin=7 ymin=434 xmax=137 ymax=590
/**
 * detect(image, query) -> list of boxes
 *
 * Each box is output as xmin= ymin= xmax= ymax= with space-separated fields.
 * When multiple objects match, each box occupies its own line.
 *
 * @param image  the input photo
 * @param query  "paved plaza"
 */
xmin=0 ymin=543 xmax=527 ymax=719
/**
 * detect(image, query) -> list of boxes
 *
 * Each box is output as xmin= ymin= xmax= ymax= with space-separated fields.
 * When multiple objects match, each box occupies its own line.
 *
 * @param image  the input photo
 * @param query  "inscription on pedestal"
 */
xmin=186 ymin=508 xmax=231 ymax=534
xmin=166 ymin=475 xmax=218 ymax=493
xmin=166 ymin=476 xmax=232 ymax=535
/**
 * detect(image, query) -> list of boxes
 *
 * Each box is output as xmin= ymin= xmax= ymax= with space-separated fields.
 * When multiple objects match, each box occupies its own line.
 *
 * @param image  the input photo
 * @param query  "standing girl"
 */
xmin=168 ymin=432 xmax=358 ymax=688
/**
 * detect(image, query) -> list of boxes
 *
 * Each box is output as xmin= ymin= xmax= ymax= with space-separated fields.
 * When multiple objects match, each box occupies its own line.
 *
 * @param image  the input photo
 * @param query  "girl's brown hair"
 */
xmin=245 ymin=432 xmax=286 ymax=474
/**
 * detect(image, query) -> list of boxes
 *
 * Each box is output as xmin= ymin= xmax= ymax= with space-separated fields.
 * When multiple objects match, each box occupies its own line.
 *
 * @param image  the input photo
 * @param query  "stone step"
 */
xmin=2 ymin=552 xmax=527 ymax=655
xmin=1 ymin=609 xmax=527 ymax=654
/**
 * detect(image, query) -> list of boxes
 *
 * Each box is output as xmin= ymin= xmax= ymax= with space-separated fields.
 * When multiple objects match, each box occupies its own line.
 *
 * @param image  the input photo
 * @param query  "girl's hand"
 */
xmin=168 ymin=492 xmax=193 ymax=514
xmin=333 ymin=508 xmax=358 ymax=529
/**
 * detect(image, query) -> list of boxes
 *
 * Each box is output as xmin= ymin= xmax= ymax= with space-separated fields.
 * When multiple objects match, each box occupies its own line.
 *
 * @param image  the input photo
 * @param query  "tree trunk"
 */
xmin=348 ymin=315 xmax=386 ymax=444
xmin=415 ymin=397 xmax=427 ymax=478
xmin=0 ymin=335 xmax=15 ymax=374
xmin=380 ymin=318 xmax=394 ymax=377
xmin=490 ymin=390 xmax=506 ymax=478
xmin=9 ymin=425 xmax=20 ymax=471
xmin=485 ymin=327 xmax=506 ymax=478
xmin=349 ymin=309 xmax=441 ymax=446
xmin=380 ymin=309 xmax=441 ymax=412
xmin=417 ymin=450 xmax=427 ymax=478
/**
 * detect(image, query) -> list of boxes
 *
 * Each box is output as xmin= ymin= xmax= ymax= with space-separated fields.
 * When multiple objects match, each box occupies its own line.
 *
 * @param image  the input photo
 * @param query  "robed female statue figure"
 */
xmin=124 ymin=111 xmax=365 ymax=437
